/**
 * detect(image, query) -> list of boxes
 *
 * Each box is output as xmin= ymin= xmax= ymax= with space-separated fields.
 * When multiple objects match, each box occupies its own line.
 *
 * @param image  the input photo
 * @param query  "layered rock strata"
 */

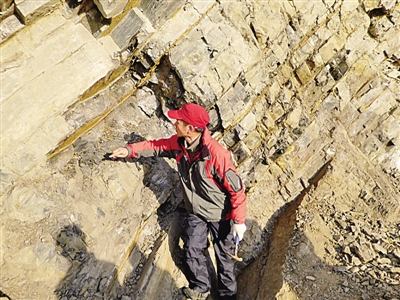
xmin=1 ymin=0 xmax=399 ymax=299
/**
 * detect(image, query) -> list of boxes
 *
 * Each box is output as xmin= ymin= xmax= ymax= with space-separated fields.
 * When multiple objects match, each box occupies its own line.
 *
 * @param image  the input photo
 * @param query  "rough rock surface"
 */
xmin=1 ymin=0 xmax=399 ymax=299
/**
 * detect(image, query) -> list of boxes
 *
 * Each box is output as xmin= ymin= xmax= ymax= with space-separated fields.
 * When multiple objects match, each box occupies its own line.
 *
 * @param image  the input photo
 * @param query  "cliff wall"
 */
xmin=1 ymin=0 xmax=399 ymax=299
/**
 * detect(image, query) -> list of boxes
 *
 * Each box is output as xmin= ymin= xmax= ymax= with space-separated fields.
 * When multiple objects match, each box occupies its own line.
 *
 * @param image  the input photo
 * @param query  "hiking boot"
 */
xmin=182 ymin=287 xmax=210 ymax=300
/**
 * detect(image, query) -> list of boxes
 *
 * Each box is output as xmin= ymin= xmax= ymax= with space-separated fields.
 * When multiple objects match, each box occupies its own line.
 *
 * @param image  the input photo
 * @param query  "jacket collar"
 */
xmin=178 ymin=128 xmax=212 ymax=160
xmin=199 ymin=128 xmax=212 ymax=160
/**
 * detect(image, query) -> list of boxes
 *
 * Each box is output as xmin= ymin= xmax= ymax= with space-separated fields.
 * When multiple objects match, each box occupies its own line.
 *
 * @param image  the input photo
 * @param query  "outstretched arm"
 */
xmin=109 ymin=135 xmax=181 ymax=160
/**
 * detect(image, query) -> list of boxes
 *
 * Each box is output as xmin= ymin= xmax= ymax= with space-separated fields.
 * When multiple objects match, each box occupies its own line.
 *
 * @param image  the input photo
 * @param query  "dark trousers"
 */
xmin=184 ymin=214 xmax=237 ymax=297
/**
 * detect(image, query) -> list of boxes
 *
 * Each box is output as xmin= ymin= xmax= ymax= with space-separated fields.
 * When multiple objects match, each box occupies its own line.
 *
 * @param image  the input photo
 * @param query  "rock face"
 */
xmin=1 ymin=0 xmax=399 ymax=299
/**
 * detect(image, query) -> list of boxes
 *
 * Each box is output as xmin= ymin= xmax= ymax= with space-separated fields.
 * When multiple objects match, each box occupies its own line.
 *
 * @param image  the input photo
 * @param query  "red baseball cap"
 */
xmin=168 ymin=103 xmax=210 ymax=128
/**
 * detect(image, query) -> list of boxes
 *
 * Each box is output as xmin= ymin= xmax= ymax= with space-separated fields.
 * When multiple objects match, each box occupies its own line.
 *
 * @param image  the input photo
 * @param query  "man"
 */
xmin=111 ymin=103 xmax=247 ymax=300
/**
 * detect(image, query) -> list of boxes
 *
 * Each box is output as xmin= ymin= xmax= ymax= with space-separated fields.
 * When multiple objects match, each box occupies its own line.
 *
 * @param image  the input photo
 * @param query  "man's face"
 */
xmin=174 ymin=119 xmax=191 ymax=137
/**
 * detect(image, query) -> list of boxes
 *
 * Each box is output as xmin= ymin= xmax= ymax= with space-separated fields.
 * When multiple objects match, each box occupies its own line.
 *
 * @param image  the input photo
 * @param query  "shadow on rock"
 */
xmin=0 ymin=290 xmax=11 ymax=300
xmin=54 ymin=224 xmax=121 ymax=299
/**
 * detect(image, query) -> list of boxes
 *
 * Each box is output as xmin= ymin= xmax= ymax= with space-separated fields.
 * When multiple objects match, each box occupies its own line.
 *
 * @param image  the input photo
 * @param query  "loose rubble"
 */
xmin=286 ymin=195 xmax=400 ymax=300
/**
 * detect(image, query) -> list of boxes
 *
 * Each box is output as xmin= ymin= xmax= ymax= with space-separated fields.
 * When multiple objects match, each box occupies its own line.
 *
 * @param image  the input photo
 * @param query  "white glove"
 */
xmin=232 ymin=223 xmax=246 ymax=241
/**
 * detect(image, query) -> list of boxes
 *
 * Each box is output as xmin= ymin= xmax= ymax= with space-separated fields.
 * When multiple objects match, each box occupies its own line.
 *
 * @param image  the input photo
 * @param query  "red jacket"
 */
xmin=125 ymin=128 xmax=246 ymax=223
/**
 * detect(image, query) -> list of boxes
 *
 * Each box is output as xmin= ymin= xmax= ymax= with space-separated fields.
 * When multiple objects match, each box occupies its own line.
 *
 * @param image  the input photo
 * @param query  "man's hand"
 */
xmin=232 ymin=223 xmax=246 ymax=241
xmin=110 ymin=147 xmax=129 ymax=159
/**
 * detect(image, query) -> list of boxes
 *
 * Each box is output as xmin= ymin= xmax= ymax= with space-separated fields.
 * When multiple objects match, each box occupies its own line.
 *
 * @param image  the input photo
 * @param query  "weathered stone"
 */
xmin=334 ymin=266 xmax=349 ymax=273
xmin=14 ymin=0 xmax=59 ymax=25
xmin=393 ymin=249 xmax=400 ymax=260
xmin=169 ymin=31 xmax=210 ymax=79
xmin=5 ymin=187 xmax=50 ymax=223
xmin=243 ymin=131 xmax=262 ymax=151
xmin=340 ymin=0 xmax=359 ymax=18
xmin=286 ymin=106 xmax=304 ymax=129
xmin=110 ymin=8 xmax=144 ymax=49
xmin=0 ymin=13 xmax=23 ymax=43
xmin=139 ymin=0 xmax=184 ymax=29
xmin=137 ymin=88 xmax=159 ymax=117
xmin=325 ymin=244 xmax=336 ymax=255
xmin=368 ymin=15 xmax=394 ymax=41
xmin=253 ymin=1 xmax=287 ymax=44
xmin=377 ymin=257 xmax=392 ymax=265
xmin=231 ymin=141 xmax=251 ymax=165
xmin=296 ymin=63 xmax=313 ymax=84
xmin=0 ymin=165 xmax=15 ymax=196
xmin=306 ymin=275 xmax=316 ymax=281
xmin=218 ymin=82 xmax=247 ymax=129
xmin=319 ymin=34 xmax=346 ymax=63
xmin=1 ymin=10 xmax=66 ymax=100
xmin=336 ymin=219 xmax=347 ymax=230
xmin=236 ymin=113 xmax=257 ymax=140
xmin=93 ymin=0 xmax=129 ymax=19
xmin=372 ymin=243 xmax=387 ymax=255
xmin=390 ymin=267 xmax=400 ymax=274
xmin=143 ymin=2 xmax=205 ymax=60
xmin=342 ymin=7 xmax=369 ymax=35
xmin=343 ymin=246 xmax=352 ymax=255
xmin=362 ymin=0 xmax=381 ymax=12
xmin=0 ymin=0 xmax=13 ymax=12
xmin=1 ymin=17 xmax=118 ymax=160
xmin=353 ymin=242 xmax=375 ymax=263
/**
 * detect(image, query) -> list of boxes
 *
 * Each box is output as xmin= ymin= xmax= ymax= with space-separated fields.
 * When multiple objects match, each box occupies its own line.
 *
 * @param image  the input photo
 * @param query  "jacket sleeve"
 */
xmin=214 ymin=150 xmax=247 ymax=224
xmin=125 ymin=135 xmax=181 ymax=159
